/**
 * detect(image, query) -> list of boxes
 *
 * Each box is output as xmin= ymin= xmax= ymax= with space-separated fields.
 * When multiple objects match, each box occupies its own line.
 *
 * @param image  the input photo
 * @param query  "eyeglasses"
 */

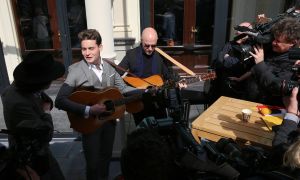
xmin=143 ymin=44 xmax=157 ymax=48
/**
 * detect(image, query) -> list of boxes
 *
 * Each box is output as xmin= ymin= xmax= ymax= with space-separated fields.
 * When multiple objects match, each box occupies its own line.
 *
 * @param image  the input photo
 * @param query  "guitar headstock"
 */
xmin=199 ymin=71 xmax=216 ymax=81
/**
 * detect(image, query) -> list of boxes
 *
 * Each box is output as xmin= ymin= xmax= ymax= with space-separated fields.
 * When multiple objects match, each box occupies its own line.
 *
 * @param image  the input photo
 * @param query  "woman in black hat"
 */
xmin=1 ymin=51 xmax=65 ymax=180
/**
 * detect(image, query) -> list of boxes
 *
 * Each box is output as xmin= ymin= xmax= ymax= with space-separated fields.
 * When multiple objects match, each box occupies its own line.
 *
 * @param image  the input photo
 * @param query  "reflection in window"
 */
xmin=67 ymin=0 xmax=87 ymax=48
xmin=196 ymin=0 xmax=215 ymax=44
xmin=154 ymin=0 xmax=183 ymax=46
xmin=17 ymin=0 xmax=53 ymax=50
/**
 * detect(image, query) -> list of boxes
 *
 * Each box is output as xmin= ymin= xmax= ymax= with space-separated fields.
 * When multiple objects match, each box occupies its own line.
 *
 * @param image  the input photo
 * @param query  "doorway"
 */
xmin=11 ymin=0 xmax=87 ymax=67
xmin=142 ymin=0 xmax=230 ymax=75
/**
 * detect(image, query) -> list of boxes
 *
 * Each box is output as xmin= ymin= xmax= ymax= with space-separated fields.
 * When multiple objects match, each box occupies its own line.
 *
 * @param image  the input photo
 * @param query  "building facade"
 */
xmin=0 ymin=0 xmax=289 ymax=92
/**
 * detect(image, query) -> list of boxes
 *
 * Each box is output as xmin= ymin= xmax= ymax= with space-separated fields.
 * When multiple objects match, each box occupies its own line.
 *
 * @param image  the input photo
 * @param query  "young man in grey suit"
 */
xmin=55 ymin=29 xmax=141 ymax=180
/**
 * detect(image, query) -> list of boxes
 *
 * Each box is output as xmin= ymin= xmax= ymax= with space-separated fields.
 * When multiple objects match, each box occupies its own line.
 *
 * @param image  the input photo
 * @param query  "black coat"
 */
xmin=251 ymin=52 xmax=296 ymax=105
xmin=118 ymin=45 xmax=172 ymax=80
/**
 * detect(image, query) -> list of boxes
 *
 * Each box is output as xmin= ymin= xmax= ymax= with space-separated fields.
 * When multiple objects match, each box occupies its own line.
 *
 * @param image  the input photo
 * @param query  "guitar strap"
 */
xmin=155 ymin=47 xmax=196 ymax=76
xmin=102 ymin=58 xmax=137 ymax=77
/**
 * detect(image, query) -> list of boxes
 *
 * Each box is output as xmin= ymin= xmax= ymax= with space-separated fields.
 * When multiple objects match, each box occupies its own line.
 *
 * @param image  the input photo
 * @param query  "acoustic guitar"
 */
xmin=67 ymin=87 xmax=144 ymax=134
xmin=123 ymin=74 xmax=164 ymax=89
xmin=123 ymin=71 xmax=216 ymax=89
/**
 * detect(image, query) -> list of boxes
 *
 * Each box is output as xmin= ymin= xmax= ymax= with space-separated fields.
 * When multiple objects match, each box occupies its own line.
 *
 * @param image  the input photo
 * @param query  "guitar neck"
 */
xmin=184 ymin=76 xmax=200 ymax=84
xmin=114 ymin=93 xmax=142 ymax=106
xmin=183 ymin=72 xmax=216 ymax=85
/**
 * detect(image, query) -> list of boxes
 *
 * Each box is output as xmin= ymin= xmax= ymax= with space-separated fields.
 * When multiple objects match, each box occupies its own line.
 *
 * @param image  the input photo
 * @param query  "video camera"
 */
xmin=137 ymin=85 xmax=245 ymax=179
xmin=203 ymin=138 xmax=269 ymax=177
xmin=231 ymin=7 xmax=300 ymax=62
xmin=138 ymin=85 xmax=203 ymax=155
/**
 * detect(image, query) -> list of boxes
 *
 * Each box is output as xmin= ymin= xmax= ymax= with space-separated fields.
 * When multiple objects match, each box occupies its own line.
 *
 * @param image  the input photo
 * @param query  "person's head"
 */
xmin=34 ymin=7 xmax=44 ymax=16
xmin=235 ymin=21 xmax=253 ymax=44
xmin=235 ymin=21 xmax=253 ymax=35
xmin=121 ymin=128 xmax=172 ymax=180
xmin=13 ymin=51 xmax=65 ymax=92
xmin=283 ymin=139 xmax=300 ymax=169
xmin=141 ymin=27 xmax=158 ymax=56
xmin=271 ymin=17 xmax=300 ymax=53
xmin=78 ymin=29 xmax=102 ymax=65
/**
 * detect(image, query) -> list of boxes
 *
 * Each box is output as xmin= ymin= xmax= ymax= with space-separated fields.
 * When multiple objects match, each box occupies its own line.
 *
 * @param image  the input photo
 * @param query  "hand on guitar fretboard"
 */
xmin=178 ymin=71 xmax=216 ymax=85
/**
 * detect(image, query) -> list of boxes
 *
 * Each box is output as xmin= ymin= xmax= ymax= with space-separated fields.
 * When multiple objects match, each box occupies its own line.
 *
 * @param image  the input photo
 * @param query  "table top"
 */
xmin=192 ymin=96 xmax=275 ymax=147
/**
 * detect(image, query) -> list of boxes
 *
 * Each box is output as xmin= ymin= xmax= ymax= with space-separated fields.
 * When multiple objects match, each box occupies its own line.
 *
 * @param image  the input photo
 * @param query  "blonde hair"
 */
xmin=283 ymin=139 xmax=300 ymax=169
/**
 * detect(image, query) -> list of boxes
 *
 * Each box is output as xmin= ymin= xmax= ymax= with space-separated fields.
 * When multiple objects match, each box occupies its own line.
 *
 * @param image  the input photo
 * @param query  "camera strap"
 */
xmin=103 ymin=58 xmax=160 ymax=87
xmin=155 ymin=47 xmax=196 ymax=76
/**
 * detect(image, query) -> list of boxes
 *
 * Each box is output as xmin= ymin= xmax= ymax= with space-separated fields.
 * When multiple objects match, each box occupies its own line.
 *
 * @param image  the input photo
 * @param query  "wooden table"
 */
xmin=191 ymin=96 xmax=275 ymax=148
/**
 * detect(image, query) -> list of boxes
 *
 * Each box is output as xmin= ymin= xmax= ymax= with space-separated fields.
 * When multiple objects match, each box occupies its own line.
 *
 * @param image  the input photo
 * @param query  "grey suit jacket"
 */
xmin=55 ymin=59 xmax=137 ymax=117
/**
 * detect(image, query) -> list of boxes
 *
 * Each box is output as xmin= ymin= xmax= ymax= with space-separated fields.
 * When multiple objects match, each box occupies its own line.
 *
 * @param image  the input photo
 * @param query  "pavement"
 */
xmin=0 ymin=81 xmax=207 ymax=180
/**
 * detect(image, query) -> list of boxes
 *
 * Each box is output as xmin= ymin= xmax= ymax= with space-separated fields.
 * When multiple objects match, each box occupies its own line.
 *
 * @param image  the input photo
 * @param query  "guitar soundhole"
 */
xmin=104 ymin=100 xmax=115 ymax=112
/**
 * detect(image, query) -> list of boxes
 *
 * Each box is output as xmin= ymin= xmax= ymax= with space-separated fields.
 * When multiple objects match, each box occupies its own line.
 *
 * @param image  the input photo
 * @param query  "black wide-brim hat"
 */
xmin=13 ymin=51 xmax=65 ymax=84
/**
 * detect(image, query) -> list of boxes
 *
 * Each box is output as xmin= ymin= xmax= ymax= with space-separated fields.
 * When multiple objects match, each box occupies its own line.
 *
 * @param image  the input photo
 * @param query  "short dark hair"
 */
xmin=78 ymin=29 xmax=102 ymax=45
xmin=271 ymin=17 xmax=300 ymax=44
xmin=121 ymin=128 xmax=173 ymax=180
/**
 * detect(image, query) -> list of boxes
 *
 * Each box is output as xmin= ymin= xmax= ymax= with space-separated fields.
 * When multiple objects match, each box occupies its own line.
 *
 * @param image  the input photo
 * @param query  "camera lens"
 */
xmin=281 ymin=80 xmax=299 ymax=96
xmin=232 ymin=44 xmax=253 ymax=62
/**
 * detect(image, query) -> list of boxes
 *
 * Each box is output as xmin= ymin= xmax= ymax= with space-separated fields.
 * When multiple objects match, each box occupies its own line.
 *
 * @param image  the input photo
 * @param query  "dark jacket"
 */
xmin=210 ymin=41 xmax=252 ymax=101
xmin=245 ymin=117 xmax=300 ymax=180
xmin=118 ymin=45 xmax=172 ymax=80
xmin=1 ymin=84 xmax=65 ymax=179
xmin=251 ymin=52 xmax=296 ymax=105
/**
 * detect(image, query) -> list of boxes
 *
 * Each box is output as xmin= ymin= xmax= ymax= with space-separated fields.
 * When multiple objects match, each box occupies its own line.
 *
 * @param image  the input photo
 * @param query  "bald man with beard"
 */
xmin=117 ymin=27 xmax=173 ymax=125
xmin=118 ymin=27 xmax=171 ymax=80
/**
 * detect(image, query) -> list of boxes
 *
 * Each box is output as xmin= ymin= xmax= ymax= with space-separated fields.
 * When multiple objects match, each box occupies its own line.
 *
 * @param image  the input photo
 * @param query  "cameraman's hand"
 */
xmin=177 ymin=79 xmax=188 ymax=89
xmin=249 ymin=44 xmax=264 ymax=64
xmin=145 ymin=86 xmax=159 ymax=96
xmin=294 ymin=60 xmax=300 ymax=65
xmin=283 ymin=87 xmax=299 ymax=116
xmin=42 ymin=102 xmax=52 ymax=113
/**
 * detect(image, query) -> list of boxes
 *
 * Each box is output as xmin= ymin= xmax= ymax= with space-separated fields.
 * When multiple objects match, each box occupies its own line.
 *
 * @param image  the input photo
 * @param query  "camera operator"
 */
xmin=211 ymin=22 xmax=258 ymax=101
xmin=244 ymin=87 xmax=300 ymax=179
xmin=249 ymin=17 xmax=300 ymax=106
xmin=271 ymin=87 xmax=300 ymax=168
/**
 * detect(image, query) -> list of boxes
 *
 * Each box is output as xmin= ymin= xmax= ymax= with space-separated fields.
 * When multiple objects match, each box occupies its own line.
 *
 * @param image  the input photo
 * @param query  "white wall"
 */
xmin=112 ymin=0 xmax=140 ymax=40
xmin=112 ymin=0 xmax=140 ymax=63
xmin=256 ymin=0 xmax=285 ymax=18
xmin=0 ymin=0 xmax=21 ymax=83
xmin=230 ymin=0 xmax=285 ymax=39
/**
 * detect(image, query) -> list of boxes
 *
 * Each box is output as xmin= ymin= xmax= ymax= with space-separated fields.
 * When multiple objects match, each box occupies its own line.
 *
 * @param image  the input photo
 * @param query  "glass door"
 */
xmin=11 ymin=0 xmax=87 ymax=64
xmin=13 ymin=0 xmax=56 ymax=50
xmin=151 ymin=0 xmax=218 ymax=75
